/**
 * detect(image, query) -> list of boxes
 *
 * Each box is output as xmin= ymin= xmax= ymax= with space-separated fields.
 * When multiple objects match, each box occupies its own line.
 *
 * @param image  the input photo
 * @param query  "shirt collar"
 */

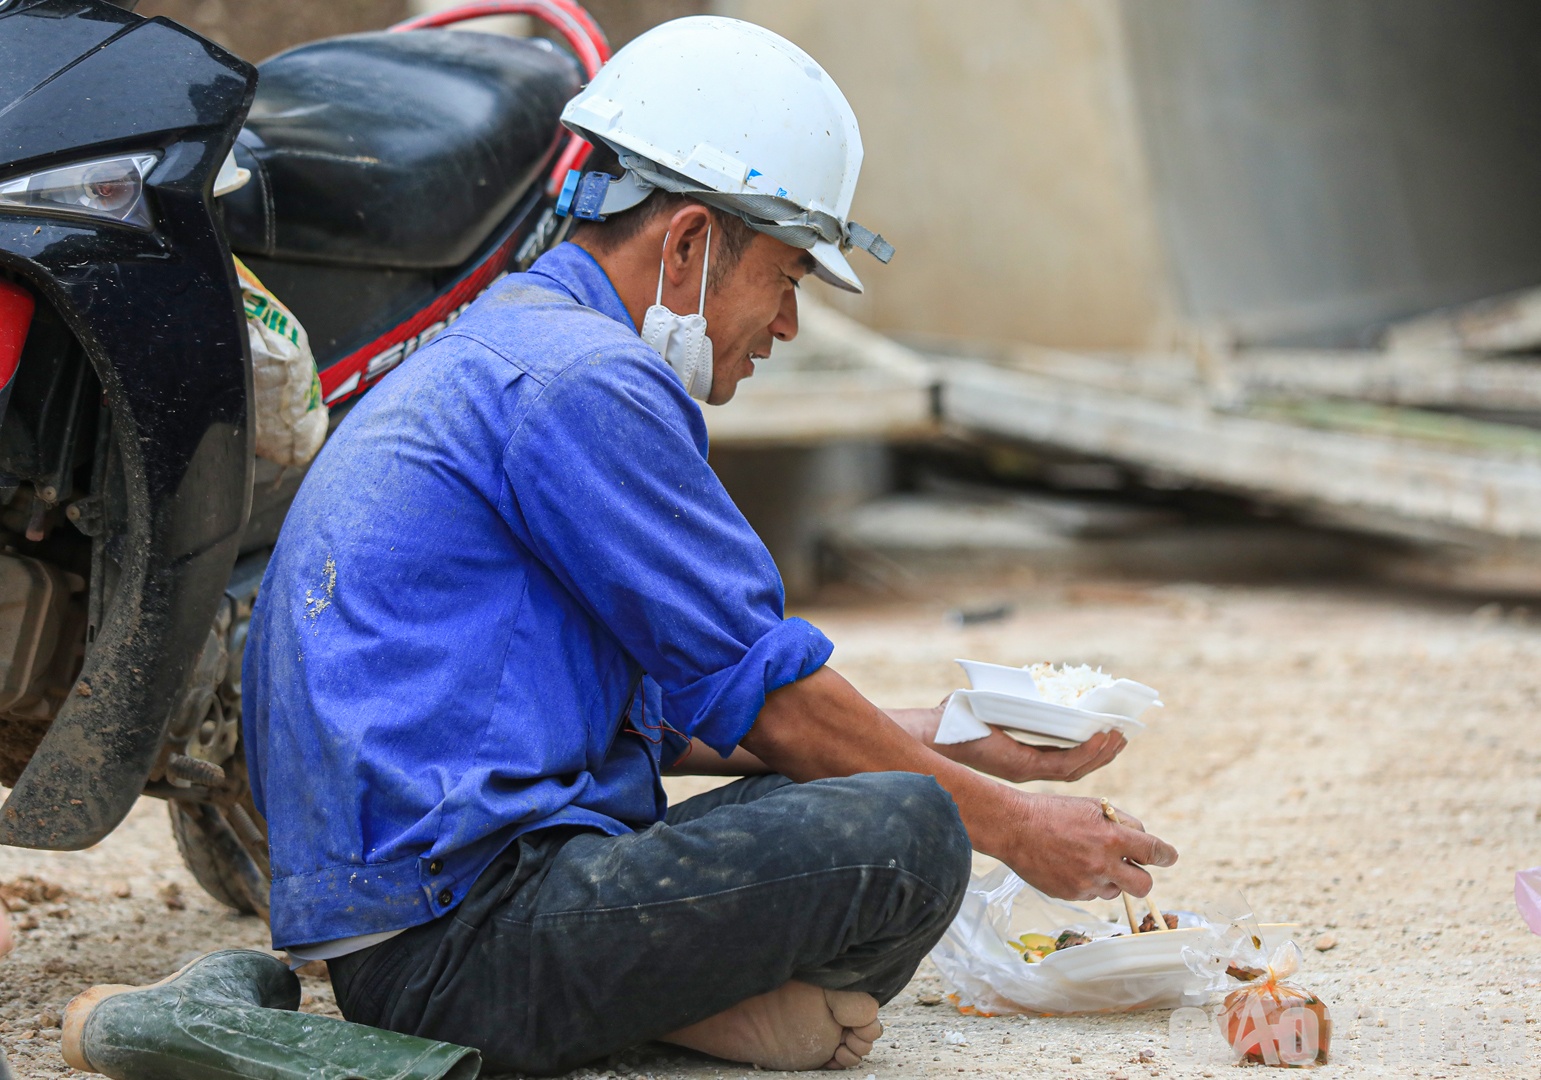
xmin=525 ymin=243 xmax=635 ymax=331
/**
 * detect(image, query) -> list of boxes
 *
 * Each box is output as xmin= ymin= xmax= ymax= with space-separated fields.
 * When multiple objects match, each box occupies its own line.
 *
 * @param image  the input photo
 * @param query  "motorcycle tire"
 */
xmin=167 ymin=781 xmax=271 ymax=921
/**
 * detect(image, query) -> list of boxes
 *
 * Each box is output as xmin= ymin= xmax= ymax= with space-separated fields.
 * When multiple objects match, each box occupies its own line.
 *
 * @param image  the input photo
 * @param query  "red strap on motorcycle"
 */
xmin=389 ymin=1 xmax=611 ymax=196
xmin=0 ymin=280 xmax=35 ymax=391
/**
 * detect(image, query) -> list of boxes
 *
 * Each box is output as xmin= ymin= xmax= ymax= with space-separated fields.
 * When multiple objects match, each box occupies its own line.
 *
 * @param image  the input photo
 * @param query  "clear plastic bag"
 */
xmin=1185 ymin=919 xmax=1332 ymax=1066
xmin=929 ymin=864 xmax=1216 ymax=1015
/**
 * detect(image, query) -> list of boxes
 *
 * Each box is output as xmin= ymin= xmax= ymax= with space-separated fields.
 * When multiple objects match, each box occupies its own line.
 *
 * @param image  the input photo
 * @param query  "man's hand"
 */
xmin=996 ymin=793 xmax=1177 ymax=901
xmin=885 ymin=700 xmax=1127 ymax=784
xmin=743 ymin=668 xmax=1177 ymax=902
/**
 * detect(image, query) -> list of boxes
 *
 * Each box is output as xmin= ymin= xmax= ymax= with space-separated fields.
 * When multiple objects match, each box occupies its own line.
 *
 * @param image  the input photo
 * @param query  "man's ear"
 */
xmin=660 ymin=203 xmax=714 ymax=290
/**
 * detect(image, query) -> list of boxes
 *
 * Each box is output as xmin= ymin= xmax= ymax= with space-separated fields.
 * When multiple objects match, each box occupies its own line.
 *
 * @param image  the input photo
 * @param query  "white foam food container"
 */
xmin=966 ymin=690 xmax=1144 ymax=740
xmin=933 ymin=660 xmax=1162 ymax=746
xmin=1039 ymin=922 xmax=1299 ymax=983
xmin=956 ymin=659 xmax=1162 ymax=720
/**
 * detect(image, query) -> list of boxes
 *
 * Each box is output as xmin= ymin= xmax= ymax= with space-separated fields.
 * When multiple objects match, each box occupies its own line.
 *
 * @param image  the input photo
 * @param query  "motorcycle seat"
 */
xmin=221 ymin=30 xmax=581 ymax=270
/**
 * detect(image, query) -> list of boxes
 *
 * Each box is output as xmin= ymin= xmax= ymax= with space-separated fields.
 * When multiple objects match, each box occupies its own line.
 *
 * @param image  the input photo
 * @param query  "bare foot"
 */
xmin=662 ymin=981 xmax=883 ymax=1070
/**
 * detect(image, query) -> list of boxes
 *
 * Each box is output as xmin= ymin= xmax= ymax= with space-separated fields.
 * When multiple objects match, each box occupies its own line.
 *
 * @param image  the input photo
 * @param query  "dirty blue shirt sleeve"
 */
xmin=502 ymin=350 xmax=832 ymax=755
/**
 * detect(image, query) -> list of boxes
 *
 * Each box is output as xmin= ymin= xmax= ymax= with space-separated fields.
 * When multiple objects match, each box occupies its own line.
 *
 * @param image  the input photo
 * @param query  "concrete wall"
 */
xmin=1121 ymin=0 xmax=1541 ymax=346
xmin=714 ymin=0 xmax=1178 ymax=351
xmin=718 ymin=1 xmax=1541 ymax=350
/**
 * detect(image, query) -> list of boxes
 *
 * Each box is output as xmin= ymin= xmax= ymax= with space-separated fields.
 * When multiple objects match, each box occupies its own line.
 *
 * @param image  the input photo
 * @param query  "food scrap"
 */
xmin=1010 ymin=932 xmax=1057 ymax=962
xmin=1011 ymin=929 xmax=1093 ymax=963
xmin=1139 ymin=912 xmax=1179 ymax=933
xmin=1055 ymin=929 xmax=1092 ymax=949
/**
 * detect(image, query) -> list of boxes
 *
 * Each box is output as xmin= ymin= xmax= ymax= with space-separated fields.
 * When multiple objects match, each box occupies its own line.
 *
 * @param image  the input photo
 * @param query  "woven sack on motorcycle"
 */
xmin=234 ymin=257 xmax=327 ymax=467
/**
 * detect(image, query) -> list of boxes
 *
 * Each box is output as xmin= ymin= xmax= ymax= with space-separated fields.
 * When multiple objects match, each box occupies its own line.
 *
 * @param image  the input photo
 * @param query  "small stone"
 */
xmin=1314 ymin=932 xmax=1338 ymax=952
xmin=4 ymin=897 xmax=28 ymax=913
xmin=158 ymin=882 xmax=186 ymax=911
xmin=17 ymin=1029 xmax=36 ymax=1041
xmin=36 ymin=1009 xmax=61 ymax=1029
xmin=45 ymin=905 xmax=70 ymax=919
xmin=917 ymin=992 xmax=942 ymax=1006
xmin=14 ymin=914 xmax=38 ymax=931
xmin=1070 ymin=1054 xmax=1083 ymax=1064
xmin=39 ymin=1028 xmax=61 ymax=1041
xmin=1138 ymin=1048 xmax=1156 ymax=1061
xmin=111 ymin=881 xmax=132 ymax=899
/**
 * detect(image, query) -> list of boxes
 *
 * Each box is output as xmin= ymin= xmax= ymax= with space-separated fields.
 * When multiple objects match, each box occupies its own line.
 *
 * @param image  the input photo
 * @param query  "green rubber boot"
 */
xmin=62 ymin=949 xmax=480 ymax=1080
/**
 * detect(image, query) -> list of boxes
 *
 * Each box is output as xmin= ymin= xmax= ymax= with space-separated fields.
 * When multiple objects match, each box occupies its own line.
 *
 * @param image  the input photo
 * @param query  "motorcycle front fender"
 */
xmin=0 ymin=3 xmax=256 ymax=848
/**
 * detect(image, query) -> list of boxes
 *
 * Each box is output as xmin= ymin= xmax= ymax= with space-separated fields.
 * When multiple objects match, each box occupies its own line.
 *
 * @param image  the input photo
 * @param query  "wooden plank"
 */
xmin=1003 ymin=343 xmax=1541 ymax=412
xmin=998 ymin=347 xmax=1201 ymax=403
xmin=1234 ymin=349 xmax=1541 ymax=410
xmin=1244 ymin=398 xmax=1541 ymax=456
xmin=942 ymin=359 xmax=1541 ymax=540
xmin=1384 ymin=285 xmax=1541 ymax=353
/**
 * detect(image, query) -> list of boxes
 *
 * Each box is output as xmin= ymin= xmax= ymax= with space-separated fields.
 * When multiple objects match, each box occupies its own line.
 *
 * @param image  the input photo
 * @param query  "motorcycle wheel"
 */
xmin=167 ymin=754 xmax=271 ymax=920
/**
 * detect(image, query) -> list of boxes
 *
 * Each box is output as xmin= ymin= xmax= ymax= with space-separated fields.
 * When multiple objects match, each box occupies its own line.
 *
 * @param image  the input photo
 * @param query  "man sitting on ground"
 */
xmin=239 ymin=17 xmax=1175 ymax=1074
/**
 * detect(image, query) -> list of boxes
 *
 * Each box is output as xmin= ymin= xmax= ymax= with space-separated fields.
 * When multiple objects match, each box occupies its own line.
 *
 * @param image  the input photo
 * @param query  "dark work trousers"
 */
xmin=328 ymin=771 xmax=972 ymax=1075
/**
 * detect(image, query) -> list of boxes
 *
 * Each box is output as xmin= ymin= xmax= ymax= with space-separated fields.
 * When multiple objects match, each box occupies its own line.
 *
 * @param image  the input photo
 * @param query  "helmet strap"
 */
xmin=556 ymin=168 xmax=656 ymax=221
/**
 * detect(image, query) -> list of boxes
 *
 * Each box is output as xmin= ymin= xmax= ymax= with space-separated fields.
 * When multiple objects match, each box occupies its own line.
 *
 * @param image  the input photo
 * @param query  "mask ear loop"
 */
xmin=698 ymin=223 xmax=713 ymax=315
xmin=654 ymin=230 xmax=669 ymax=307
xmin=653 ymin=225 xmax=714 ymax=313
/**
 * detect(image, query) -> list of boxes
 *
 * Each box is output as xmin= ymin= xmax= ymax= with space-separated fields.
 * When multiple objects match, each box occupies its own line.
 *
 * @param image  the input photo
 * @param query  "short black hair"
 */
xmin=568 ymin=148 xmax=759 ymax=288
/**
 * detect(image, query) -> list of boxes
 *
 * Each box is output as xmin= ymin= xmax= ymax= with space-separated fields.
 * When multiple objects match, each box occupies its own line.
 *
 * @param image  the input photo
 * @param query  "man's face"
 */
xmin=702 ymin=233 xmax=815 ymax=406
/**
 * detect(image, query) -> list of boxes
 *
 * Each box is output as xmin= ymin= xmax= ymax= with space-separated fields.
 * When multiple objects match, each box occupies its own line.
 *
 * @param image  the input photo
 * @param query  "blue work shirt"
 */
xmin=244 ymin=243 xmax=834 ymax=949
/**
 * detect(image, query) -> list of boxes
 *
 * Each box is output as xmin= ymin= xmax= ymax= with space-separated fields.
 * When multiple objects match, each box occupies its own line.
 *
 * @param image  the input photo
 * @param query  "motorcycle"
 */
xmin=0 ymin=0 xmax=608 ymax=917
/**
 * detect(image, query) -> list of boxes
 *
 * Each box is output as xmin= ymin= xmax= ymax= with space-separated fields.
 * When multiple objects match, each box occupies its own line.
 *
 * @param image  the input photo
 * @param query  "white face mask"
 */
xmin=640 ymin=225 xmax=713 ymax=401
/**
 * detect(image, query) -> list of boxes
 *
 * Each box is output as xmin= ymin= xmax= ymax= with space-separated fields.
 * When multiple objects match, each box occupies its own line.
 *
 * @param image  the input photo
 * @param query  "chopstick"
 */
xmin=1100 ymin=798 xmax=1171 ymax=932
xmin=1118 ymin=887 xmax=1141 ymax=934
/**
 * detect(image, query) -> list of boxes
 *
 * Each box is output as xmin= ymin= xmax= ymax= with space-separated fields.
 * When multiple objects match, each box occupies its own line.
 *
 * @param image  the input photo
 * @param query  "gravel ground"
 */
xmin=0 ymin=575 xmax=1536 ymax=1077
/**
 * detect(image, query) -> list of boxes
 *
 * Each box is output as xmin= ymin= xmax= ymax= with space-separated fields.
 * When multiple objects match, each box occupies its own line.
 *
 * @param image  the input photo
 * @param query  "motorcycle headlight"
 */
xmin=0 ymin=153 xmax=160 ymax=230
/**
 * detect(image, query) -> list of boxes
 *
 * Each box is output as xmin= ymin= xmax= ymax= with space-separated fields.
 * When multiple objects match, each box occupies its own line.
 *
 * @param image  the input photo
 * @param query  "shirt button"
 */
xmin=438 ymin=888 xmax=453 ymax=907
xmin=428 ymin=859 xmax=443 ymax=876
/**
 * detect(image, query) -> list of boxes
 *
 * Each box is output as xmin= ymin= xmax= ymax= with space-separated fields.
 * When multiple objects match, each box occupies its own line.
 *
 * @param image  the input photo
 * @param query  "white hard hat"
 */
xmin=558 ymin=15 xmax=893 ymax=293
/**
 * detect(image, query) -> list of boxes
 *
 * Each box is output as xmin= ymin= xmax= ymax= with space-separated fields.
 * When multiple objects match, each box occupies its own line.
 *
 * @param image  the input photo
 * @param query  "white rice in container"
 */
xmin=1027 ymin=663 xmax=1114 ymax=708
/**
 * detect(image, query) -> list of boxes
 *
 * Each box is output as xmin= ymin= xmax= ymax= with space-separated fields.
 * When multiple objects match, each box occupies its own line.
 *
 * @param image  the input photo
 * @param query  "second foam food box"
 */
xmin=934 ymin=660 xmax=1162 ymax=746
